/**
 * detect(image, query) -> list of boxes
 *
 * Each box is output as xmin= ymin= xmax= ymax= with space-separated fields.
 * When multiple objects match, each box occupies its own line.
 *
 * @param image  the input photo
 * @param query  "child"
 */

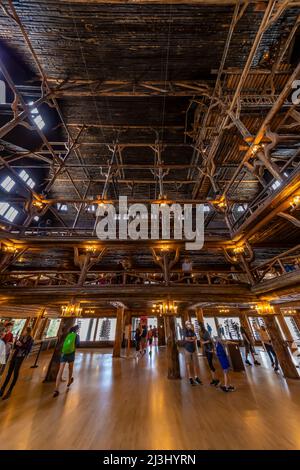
xmin=215 ymin=333 xmax=235 ymax=392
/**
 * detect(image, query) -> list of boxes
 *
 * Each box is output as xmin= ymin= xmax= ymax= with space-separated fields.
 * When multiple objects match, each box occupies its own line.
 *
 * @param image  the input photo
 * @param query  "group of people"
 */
xmin=0 ymin=315 xmax=283 ymax=401
xmin=134 ymin=324 xmax=158 ymax=357
xmin=183 ymin=320 xmax=280 ymax=392
xmin=0 ymin=321 xmax=33 ymax=400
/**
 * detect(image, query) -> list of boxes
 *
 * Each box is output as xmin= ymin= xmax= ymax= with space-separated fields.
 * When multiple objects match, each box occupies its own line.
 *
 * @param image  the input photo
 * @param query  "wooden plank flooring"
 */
xmin=1 ymin=347 xmax=300 ymax=450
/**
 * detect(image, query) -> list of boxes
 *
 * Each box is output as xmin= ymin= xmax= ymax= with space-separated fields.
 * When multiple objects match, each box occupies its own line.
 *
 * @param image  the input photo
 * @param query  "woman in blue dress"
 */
xmin=215 ymin=332 xmax=236 ymax=393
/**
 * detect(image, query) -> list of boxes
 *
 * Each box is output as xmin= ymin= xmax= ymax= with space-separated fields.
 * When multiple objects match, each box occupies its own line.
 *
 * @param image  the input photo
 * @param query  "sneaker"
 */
xmin=254 ymin=360 xmax=261 ymax=366
xmin=214 ymin=379 xmax=220 ymax=387
xmin=245 ymin=360 xmax=252 ymax=366
xmin=220 ymin=386 xmax=229 ymax=393
xmin=67 ymin=377 xmax=74 ymax=388
xmin=189 ymin=378 xmax=196 ymax=386
xmin=210 ymin=379 xmax=216 ymax=385
xmin=194 ymin=377 xmax=202 ymax=385
xmin=274 ymin=367 xmax=279 ymax=372
xmin=228 ymin=386 xmax=236 ymax=392
xmin=53 ymin=390 xmax=59 ymax=398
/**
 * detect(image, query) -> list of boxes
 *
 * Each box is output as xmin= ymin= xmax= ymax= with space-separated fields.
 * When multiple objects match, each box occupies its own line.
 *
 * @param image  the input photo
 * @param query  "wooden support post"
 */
xmin=123 ymin=310 xmax=132 ymax=355
xmin=35 ymin=318 xmax=48 ymax=340
xmin=157 ymin=315 xmax=166 ymax=346
xmin=44 ymin=317 xmax=75 ymax=382
xmin=196 ymin=307 xmax=204 ymax=327
xmin=166 ymin=315 xmax=181 ymax=380
xmin=239 ymin=310 xmax=254 ymax=342
xmin=263 ymin=315 xmax=299 ymax=380
xmin=113 ymin=306 xmax=124 ymax=358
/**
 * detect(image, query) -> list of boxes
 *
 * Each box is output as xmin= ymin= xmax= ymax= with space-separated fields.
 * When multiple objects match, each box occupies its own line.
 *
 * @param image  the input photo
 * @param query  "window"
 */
xmin=44 ymin=319 xmax=61 ymax=338
xmin=203 ymin=205 xmax=210 ymax=212
xmin=19 ymin=170 xmax=35 ymax=189
xmin=237 ymin=204 xmax=248 ymax=212
xmin=11 ymin=319 xmax=26 ymax=337
xmin=57 ymin=203 xmax=68 ymax=212
xmin=0 ymin=202 xmax=9 ymax=216
xmin=217 ymin=317 xmax=241 ymax=340
xmin=271 ymin=180 xmax=281 ymax=190
xmin=33 ymin=216 xmax=40 ymax=222
xmin=28 ymin=101 xmax=45 ymax=130
xmin=87 ymin=205 xmax=95 ymax=212
xmin=75 ymin=318 xmax=117 ymax=341
xmin=1 ymin=175 xmax=15 ymax=192
xmin=4 ymin=206 xmax=18 ymax=222
xmin=203 ymin=317 xmax=218 ymax=338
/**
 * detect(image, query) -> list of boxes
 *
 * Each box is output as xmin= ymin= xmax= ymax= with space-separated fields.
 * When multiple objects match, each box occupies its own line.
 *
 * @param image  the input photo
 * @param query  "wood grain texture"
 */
xmin=1 ymin=347 xmax=300 ymax=450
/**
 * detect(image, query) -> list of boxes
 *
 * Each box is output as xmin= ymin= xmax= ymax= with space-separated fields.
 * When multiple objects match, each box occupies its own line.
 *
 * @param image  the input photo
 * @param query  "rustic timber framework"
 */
xmin=0 ymin=0 xmax=299 ymax=324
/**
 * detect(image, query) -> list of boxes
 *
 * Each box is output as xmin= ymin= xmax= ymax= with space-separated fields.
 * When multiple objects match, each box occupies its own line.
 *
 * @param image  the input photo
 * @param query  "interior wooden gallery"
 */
xmin=0 ymin=0 xmax=300 ymax=452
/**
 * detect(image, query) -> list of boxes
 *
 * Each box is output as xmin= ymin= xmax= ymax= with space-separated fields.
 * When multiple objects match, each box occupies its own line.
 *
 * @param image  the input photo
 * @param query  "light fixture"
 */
xmin=255 ymin=302 xmax=274 ymax=315
xmin=290 ymin=195 xmax=300 ymax=209
xmin=152 ymin=300 xmax=178 ymax=315
xmin=61 ymin=302 xmax=82 ymax=317
xmin=2 ymin=243 xmax=17 ymax=254
xmin=233 ymin=244 xmax=245 ymax=254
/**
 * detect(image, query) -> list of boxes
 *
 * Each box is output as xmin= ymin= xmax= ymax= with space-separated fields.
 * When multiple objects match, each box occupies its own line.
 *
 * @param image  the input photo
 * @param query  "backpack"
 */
xmin=62 ymin=332 xmax=76 ymax=355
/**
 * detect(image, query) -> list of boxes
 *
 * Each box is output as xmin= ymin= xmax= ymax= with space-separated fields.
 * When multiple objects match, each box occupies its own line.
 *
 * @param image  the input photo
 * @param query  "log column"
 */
xmin=157 ymin=315 xmax=166 ymax=346
xmin=44 ymin=317 xmax=75 ymax=382
xmin=166 ymin=315 xmax=181 ymax=379
xmin=264 ymin=315 xmax=299 ymax=380
xmin=239 ymin=310 xmax=254 ymax=342
xmin=113 ymin=306 xmax=124 ymax=358
xmin=196 ymin=307 xmax=204 ymax=327
xmin=273 ymin=306 xmax=294 ymax=343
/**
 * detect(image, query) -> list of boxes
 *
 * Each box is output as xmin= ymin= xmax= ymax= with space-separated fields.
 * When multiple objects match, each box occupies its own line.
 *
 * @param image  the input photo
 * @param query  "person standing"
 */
xmin=3 ymin=321 xmax=14 ymax=364
xmin=148 ymin=325 xmax=153 ymax=355
xmin=53 ymin=325 xmax=80 ymax=398
xmin=254 ymin=323 xmax=279 ymax=372
xmin=240 ymin=325 xmax=261 ymax=366
xmin=135 ymin=324 xmax=142 ymax=357
xmin=0 ymin=327 xmax=34 ymax=400
xmin=140 ymin=323 xmax=148 ymax=356
xmin=183 ymin=321 xmax=202 ymax=385
xmin=215 ymin=330 xmax=235 ymax=392
xmin=199 ymin=323 xmax=219 ymax=386
xmin=152 ymin=326 xmax=158 ymax=346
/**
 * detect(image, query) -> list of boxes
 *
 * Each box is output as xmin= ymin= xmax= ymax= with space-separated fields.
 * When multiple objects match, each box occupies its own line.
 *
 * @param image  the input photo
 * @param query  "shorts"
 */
xmin=184 ymin=349 xmax=198 ymax=365
xmin=60 ymin=352 xmax=75 ymax=363
xmin=148 ymin=338 xmax=153 ymax=345
xmin=140 ymin=337 xmax=147 ymax=349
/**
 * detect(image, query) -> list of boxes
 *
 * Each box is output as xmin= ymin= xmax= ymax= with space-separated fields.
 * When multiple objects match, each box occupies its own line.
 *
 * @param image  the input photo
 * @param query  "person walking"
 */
xmin=0 ymin=327 xmax=34 ymax=400
xmin=240 ymin=325 xmax=260 ymax=366
xmin=183 ymin=320 xmax=202 ymax=385
xmin=53 ymin=325 xmax=80 ymax=398
xmin=135 ymin=323 xmax=142 ymax=357
xmin=254 ymin=323 xmax=279 ymax=372
xmin=215 ymin=333 xmax=235 ymax=392
xmin=199 ymin=323 xmax=219 ymax=386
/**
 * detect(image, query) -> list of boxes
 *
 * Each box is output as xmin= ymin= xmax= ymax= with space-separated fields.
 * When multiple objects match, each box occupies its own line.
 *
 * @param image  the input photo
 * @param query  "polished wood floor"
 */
xmin=1 ymin=346 xmax=300 ymax=450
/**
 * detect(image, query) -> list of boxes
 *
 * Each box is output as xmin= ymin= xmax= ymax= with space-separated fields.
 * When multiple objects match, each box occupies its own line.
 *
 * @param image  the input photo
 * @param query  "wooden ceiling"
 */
xmin=0 ymin=0 xmax=300 ymax=313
